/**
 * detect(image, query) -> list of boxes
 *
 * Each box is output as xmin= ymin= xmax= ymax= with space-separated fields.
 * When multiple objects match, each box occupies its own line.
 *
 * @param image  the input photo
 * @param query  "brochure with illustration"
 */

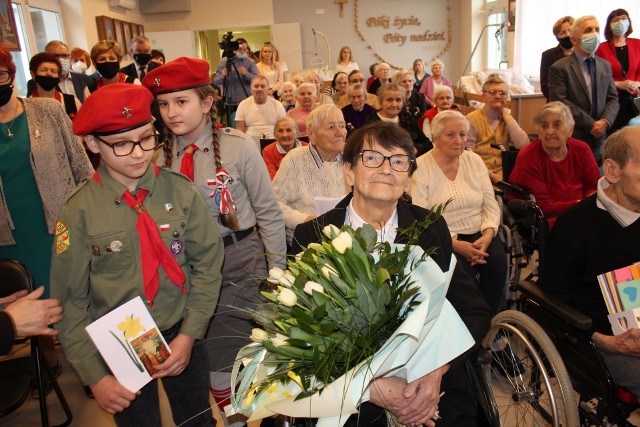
xmin=85 ymin=296 xmax=171 ymax=392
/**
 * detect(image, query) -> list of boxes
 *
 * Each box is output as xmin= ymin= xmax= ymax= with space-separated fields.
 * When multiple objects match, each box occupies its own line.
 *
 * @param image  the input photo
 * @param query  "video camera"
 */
xmin=218 ymin=32 xmax=239 ymax=60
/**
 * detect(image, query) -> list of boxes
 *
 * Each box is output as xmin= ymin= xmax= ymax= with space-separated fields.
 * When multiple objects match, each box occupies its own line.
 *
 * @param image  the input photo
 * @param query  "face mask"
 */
xmin=611 ymin=19 xmax=630 ymax=36
xmin=236 ymin=53 xmax=246 ymax=59
xmin=557 ymin=36 xmax=573 ymax=50
xmin=35 ymin=75 xmax=60 ymax=92
xmin=59 ymin=59 xmax=70 ymax=75
xmin=133 ymin=53 xmax=151 ymax=66
xmin=0 ymin=83 xmax=13 ymax=107
xmin=71 ymin=61 xmax=87 ymax=74
xmin=96 ymin=61 xmax=120 ymax=79
xmin=580 ymin=32 xmax=600 ymax=55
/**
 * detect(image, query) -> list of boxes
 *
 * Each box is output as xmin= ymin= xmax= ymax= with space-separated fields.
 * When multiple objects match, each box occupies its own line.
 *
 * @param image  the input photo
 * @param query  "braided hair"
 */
xmin=159 ymin=85 xmax=240 ymax=230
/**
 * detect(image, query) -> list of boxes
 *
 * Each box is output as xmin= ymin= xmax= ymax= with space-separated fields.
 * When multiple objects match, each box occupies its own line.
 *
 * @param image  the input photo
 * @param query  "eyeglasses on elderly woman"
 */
xmin=359 ymin=149 xmax=414 ymax=172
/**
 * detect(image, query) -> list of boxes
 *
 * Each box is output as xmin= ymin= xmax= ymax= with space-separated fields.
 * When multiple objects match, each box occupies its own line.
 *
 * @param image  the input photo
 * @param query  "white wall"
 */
xmin=145 ymin=31 xmax=196 ymax=63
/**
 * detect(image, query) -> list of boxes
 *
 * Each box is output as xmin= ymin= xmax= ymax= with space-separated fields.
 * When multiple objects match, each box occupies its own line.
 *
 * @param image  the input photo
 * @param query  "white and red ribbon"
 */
xmin=215 ymin=168 xmax=237 ymax=215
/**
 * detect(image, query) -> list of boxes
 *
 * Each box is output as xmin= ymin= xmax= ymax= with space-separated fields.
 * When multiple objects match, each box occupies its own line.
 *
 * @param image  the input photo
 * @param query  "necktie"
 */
xmin=139 ymin=66 xmax=146 ymax=80
xmin=180 ymin=144 xmax=199 ymax=181
xmin=586 ymin=57 xmax=597 ymax=118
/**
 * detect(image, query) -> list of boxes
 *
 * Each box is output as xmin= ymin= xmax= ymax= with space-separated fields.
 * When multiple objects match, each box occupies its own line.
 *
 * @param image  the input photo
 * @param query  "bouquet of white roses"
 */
xmin=230 ymin=214 xmax=474 ymax=426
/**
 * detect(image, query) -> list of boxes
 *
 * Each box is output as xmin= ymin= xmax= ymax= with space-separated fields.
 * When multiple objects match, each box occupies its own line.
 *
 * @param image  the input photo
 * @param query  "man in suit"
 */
xmin=549 ymin=15 xmax=618 ymax=165
xmin=27 ymin=40 xmax=93 ymax=103
xmin=119 ymin=35 xmax=160 ymax=81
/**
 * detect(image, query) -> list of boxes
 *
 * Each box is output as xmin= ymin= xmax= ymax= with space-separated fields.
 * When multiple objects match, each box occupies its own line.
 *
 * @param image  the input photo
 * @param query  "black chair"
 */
xmin=259 ymin=138 xmax=276 ymax=153
xmin=0 ymin=259 xmax=72 ymax=426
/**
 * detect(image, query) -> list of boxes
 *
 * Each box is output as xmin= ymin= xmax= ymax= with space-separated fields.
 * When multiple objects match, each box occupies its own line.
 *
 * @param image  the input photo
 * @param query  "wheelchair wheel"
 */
xmin=481 ymin=310 xmax=579 ymax=427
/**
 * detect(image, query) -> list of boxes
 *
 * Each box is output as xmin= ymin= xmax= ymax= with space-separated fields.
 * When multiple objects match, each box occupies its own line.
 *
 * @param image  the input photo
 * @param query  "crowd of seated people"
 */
xmin=14 ymin=17 xmax=640 ymax=425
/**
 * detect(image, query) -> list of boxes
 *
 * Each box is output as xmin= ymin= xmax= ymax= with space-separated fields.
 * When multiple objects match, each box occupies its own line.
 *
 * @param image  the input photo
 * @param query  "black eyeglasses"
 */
xmin=484 ymin=89 xmax=508 ymax=97
xmin=53 ymin=53 xmax=71 ymax=59
xmin=359 ymin=149 xmax=413 ymax=172
xmin=0 ymin=71 xmax=10 ymax=84
xmin=94 ymin=132 xmax=162 ymax=156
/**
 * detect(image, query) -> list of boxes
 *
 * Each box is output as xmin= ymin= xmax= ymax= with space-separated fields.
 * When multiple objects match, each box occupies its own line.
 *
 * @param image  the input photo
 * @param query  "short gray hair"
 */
xmin=274 ymin=115 xmax=299 ymax=137
xmin=346 ymin=83 xmax=365 ymax=98
xmin=571 ymin=15 xmax=598 ymax=38
xmin=431 ymin=110 xmax=469 ymax=140
xmin=393 ymin=68 xmax=414 ymax=84
xmin=297 ymin=82 xmax=317 ymax=96
xmin=376 ymin=82 xmax=403 ymax=104
xmin=432 ymin=85 xmax=454 ymax=100
xmin=431 ymin=59 xmax=444 ymax=70
xmin=306 ymin=104 xmax=343 ymax=135
xmin=533 ymin=101 xmax=574 ymax=132
xmin=603 ymin=127 xmax=640 ymax=168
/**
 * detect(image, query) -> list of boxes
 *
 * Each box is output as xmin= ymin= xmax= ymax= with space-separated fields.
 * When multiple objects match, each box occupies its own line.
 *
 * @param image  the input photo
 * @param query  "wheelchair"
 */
xmin=484 ymin=145 xmax=640 ymax=426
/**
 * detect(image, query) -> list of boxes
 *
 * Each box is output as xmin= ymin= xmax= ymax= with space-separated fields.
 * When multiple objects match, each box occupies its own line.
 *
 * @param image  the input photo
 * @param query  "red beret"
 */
xmin=142 ymin=57 xmax=211 ymax=95
xmin=73 ymin=84 xmax=154 ymax=136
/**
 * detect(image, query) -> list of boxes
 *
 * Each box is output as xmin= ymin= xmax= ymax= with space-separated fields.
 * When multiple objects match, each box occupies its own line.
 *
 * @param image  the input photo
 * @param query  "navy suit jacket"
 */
xmin=119 ymin=61 xmax=160 ymax=81
xmin=548 ymin=52 xmax=618 ymax=151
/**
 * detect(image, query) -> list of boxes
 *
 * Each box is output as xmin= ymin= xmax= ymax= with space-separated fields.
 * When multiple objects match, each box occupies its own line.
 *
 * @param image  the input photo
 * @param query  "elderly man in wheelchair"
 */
xmin=532 ymin=126 xmax=640 ymax=423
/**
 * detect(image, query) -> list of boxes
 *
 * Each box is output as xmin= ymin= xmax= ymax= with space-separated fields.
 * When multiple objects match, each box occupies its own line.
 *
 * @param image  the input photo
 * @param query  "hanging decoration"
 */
xmin=353 ymin=0 xmax=452 ymax=69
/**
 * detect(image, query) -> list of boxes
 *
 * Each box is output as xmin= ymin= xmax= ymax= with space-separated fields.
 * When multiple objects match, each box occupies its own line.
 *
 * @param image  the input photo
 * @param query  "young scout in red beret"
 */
xmin=142 ymin=57 xmax=286 ymax=424
xmin=50 ymin=83 xmax=222 ymax=426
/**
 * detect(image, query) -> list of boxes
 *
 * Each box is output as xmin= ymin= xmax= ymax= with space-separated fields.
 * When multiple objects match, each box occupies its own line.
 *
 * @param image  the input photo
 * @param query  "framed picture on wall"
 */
xmin=123 ymin=22 xmax=132 ymax=50
xmin=0 ymin=0 xmax=20 ymax=51
xmin=113 ymin=19 xmax=125 ymax=48
xmin=137 ymin=25 xmax=144 ymax=36
xmin=508 ymin=0 xmax=516 ymax=32
xmin=96 ymin=16 xmax=115 ymax=42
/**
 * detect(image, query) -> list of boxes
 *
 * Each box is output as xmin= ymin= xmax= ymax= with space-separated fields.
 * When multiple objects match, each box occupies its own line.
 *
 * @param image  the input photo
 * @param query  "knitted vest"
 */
xmin=467 ymin=108 xmax=508 ymax=175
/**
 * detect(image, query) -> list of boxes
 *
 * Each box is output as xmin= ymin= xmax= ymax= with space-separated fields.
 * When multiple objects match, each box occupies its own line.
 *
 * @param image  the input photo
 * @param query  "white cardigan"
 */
xmin=410 ymin=149 xmax=500 ymax=238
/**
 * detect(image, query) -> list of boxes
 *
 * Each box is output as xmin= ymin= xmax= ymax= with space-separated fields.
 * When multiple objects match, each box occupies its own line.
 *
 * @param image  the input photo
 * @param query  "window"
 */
xmin=487 ymin=11 xmax=508 ymax=70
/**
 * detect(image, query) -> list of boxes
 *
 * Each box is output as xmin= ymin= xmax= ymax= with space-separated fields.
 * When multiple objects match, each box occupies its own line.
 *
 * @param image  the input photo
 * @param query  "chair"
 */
xmin=0 ymin=259 xmax=72 ymax=427
xmin=259 ymin=138 xmax=276 ymax=153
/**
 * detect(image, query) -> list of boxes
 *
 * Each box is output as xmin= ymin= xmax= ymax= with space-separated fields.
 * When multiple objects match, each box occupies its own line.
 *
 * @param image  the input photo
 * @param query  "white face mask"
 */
xmin=59 ymin=58 xmax=70 ymax=75
xmin=71 ymin=61 xmax=87 ymax=74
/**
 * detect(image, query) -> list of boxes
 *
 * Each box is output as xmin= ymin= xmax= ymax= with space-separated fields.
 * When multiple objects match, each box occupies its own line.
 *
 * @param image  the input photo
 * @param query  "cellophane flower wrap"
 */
xmin=230 ymin=212 xmax=474 ymax=426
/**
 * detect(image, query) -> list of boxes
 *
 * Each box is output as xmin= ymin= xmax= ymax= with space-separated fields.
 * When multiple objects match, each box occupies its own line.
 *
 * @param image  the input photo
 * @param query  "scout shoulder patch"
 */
xmin=54 ymin=220 xmax=70 ymax=254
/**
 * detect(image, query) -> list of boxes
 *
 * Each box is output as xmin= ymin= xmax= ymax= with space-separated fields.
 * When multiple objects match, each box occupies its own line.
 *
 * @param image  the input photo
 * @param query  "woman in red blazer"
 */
xmin=596 ymin=8 xmax=640 ymax=132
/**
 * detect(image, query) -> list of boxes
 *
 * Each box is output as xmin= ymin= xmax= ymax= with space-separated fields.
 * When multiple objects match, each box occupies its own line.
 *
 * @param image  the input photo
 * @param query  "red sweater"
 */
xmin=596 ymin=38 xmax=640 ymax=85
xmin=509 ymin=137 xmax=601 ymax=227
xmin=262 ymin=141 xmax=308 ymax=180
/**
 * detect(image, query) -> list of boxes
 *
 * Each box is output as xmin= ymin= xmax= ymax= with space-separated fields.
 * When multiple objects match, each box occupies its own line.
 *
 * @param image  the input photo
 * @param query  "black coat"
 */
xmin=119 ymin=60 xmax=160 ymax=81
xmin=365 ymin=110 xmax=433 ymax=156
xmin=291 ymin=194 xmax=491 ymax=422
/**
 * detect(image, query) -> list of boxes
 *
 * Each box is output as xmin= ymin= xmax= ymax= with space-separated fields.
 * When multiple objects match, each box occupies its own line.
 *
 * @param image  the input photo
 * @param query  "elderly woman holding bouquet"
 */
xmin=292 ymin=121 xmax=491 ymax=427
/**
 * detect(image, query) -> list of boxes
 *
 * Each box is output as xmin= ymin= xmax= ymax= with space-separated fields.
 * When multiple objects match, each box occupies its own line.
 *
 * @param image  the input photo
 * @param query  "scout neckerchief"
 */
xmin=180 ymin=144 xmax=199 ymax=181
xmin=93 ymin=166 xmax=187 ymax=307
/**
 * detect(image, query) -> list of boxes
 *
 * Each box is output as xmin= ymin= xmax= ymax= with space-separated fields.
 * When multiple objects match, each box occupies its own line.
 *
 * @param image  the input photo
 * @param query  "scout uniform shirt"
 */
xmin=156 ymin=124 xmax=286 ymax=269
xmin=51 ymin=162 xmax=224 ymax=386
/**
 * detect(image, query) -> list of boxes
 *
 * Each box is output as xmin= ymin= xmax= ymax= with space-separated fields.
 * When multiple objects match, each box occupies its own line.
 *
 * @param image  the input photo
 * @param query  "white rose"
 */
xmin=294 ymin=252 xmax=304 ymax=262
xmin=331 ymin=231 xmax=353 ymax=254
xmin=304 ymin=281 xmax=325 ymax=296
xmin=277 ymin=287 xmax=297 ymax=307
xmin=267 ymin=267 xmax=285 ymax=284
xmin=271 ymin=332 xmax=289 ymax=347
xmin=322 ymin=264 xmax=338 ymax=280
xmin=250 ymin=328 xmax=269 ymax=342
xmin=322 ymin=224 xmax=341 ymax=238
xmin=279 ymin=272 xmax=295 ymax=287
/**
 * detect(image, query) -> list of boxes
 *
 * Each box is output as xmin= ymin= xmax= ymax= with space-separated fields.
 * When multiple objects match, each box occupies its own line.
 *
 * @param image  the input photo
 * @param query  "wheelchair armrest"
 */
xmin=517 ymin=280 xmax=593 ymax=331
xmin=494 ymin=180 xmax=532 ymax=197
xmin=493 ymin=186 xmax=505 ymax=197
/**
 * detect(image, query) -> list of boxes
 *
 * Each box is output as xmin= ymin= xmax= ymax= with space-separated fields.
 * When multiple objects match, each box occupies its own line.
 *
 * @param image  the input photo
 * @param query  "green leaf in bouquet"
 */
xmin=260 ymin=290 xmax=279 ymax=303
xmin=344 ymin=243 xmax=373 ymax=283
xmin=312 ymin=303 xmax=326 ymax=320
xmin=274 ymin=319 xmax=292 ymax=335
xmin=375 ymin=267 xmax=391 ymax=287
xmin=319 ymin=321 xmax=337 ymax=335
xmin=262 ymin=340 xmax=314 ymax=360
xmin=358 ymin=223 xmax=378 ymax=252
xmin=291 ymin=307 xmax=320 ymax=333
xmin=326 ymin=273 xmax=352 ymax=296
xmin=286 ymin=338 xmax=313 ymax=349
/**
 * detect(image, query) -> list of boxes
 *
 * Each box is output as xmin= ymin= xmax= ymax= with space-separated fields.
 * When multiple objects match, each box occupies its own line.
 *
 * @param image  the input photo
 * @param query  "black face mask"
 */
xmin=133 ymin=53 xmax=152 ymax=66
xmin=35 ymin=75 xmax=60 ymax=92
xmin=96 ymin=61 xmax=120 ymax=79
xmin=557 ymin=36 xmax=573 ymax=50
xmin=0 ymin=83 xmax=12 ymax=107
